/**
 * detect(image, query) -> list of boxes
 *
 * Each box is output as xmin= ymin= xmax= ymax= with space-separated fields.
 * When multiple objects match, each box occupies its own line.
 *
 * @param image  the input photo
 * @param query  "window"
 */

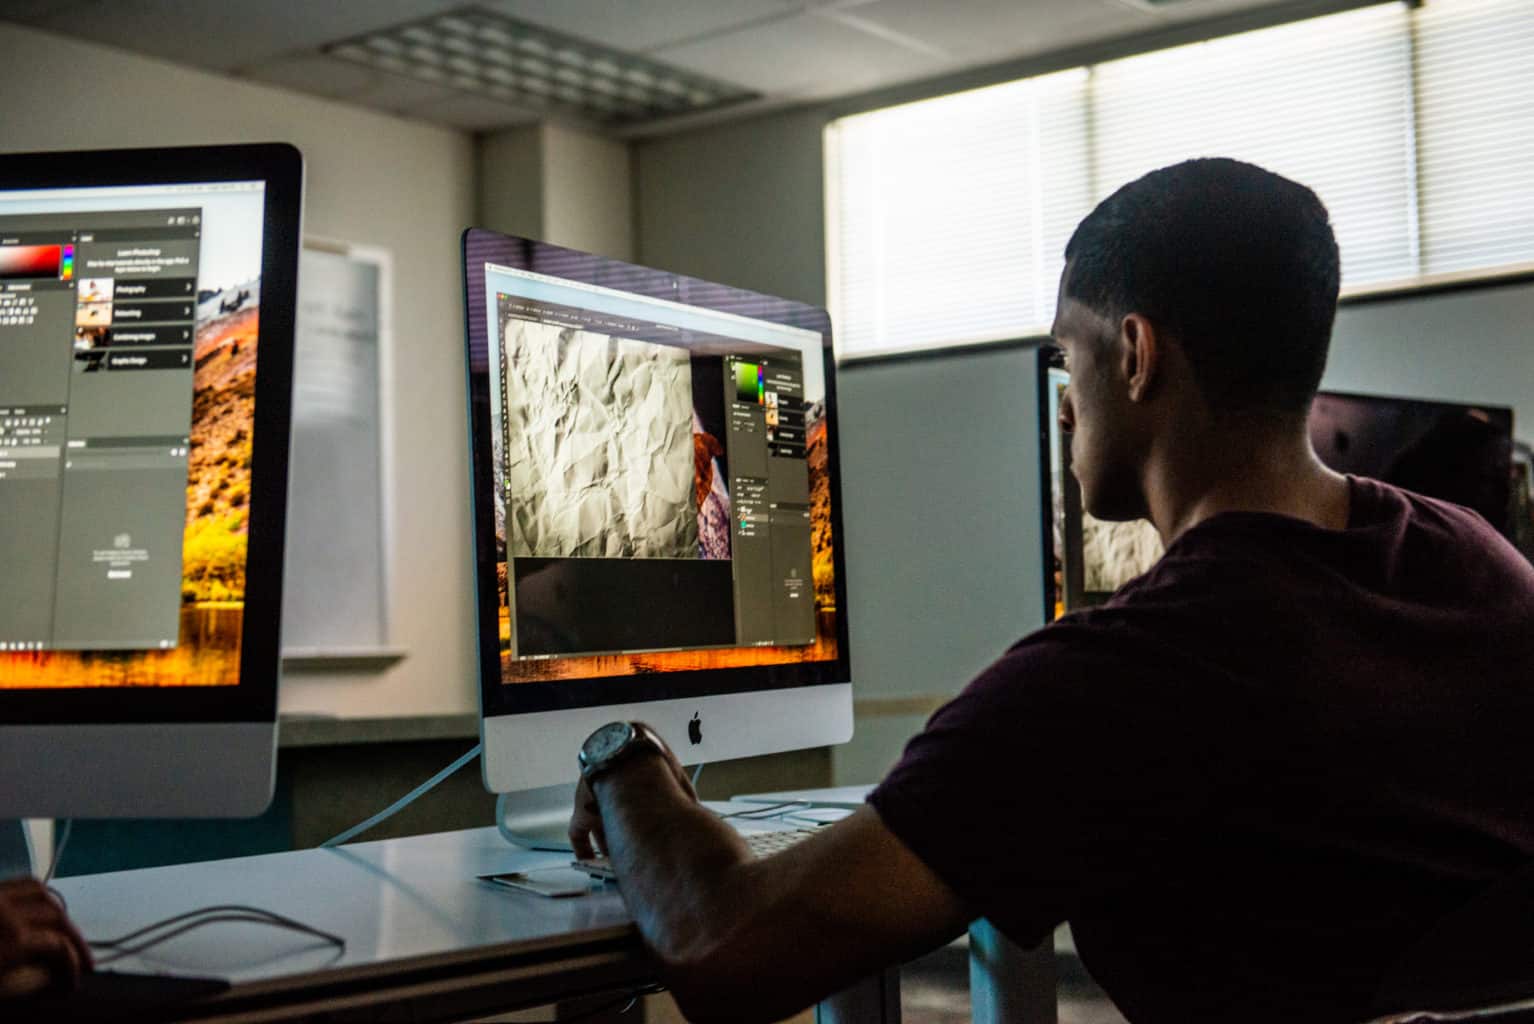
xmin=1414 ymin=0 xmax=1534 ymax=276
xmin=1090 ymin=5 xmax=1414 ymax=288
xmin=827 ymin=0 xmax=1534 ymax=362
xmin=826 ymin=71 xmax=1089 ymax=360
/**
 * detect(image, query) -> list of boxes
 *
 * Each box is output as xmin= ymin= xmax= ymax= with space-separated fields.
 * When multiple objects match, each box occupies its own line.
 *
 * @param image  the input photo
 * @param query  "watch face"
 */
xmin=582 ymin=722 xmax=633 ymax=766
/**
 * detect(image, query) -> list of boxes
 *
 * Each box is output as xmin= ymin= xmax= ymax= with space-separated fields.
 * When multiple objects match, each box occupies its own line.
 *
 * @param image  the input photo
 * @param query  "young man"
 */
xmin=569 ymin=159 xmax=1534 ymax=1024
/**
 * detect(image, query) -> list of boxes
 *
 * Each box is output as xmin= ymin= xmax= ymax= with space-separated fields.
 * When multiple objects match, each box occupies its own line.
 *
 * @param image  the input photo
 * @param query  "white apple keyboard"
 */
xmin=572 ymin=827 xmax=816 ymax=881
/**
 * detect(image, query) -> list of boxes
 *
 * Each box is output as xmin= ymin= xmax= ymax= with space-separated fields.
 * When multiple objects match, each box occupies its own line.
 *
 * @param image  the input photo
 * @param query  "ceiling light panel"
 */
xmin=325 ymin=6 xmax=760 ymax=126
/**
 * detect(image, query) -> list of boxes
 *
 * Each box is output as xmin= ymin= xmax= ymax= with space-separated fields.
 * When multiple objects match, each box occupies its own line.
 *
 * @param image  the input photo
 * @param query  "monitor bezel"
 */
xmin=463 ymin=228 xmax=853 ymax=719
xmin=0 ymin=142 xmax=300 ymax=725
xmin=1037 ymin=344 xmax=1065 ymax=624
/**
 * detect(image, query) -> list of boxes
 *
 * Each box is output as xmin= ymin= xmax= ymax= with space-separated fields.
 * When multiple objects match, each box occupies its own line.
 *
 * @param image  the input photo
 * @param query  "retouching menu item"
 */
xmin=0 ymin=209 xmax=199 ymax=651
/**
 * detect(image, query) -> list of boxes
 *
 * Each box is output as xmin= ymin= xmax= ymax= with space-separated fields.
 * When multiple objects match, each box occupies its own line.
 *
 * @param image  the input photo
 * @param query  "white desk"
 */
xmin=53 ymin=827 xmax=649 ymax=1021
xmin=48 ymin=820 xmax=902 ymax=1022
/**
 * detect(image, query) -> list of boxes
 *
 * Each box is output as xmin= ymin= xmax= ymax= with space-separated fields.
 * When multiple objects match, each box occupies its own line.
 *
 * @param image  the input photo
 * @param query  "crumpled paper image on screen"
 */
xmin=502 ymin=317 xmax=698 ymax=559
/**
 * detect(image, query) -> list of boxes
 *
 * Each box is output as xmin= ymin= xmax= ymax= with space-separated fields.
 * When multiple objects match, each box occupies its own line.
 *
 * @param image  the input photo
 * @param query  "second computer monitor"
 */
xmin=463 ymin=229 xmax=852 ymax=798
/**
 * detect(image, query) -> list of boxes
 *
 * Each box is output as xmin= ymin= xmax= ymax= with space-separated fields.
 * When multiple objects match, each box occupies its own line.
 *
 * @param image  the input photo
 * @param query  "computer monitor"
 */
xmin=1309 ymin=390 xmax=1514 ymax=536
xmin=463 ymin=229 xmax=852 ymax=846
xmin=1038 ymin=345 xmax=1162 ymax=622
xmin=1039 ymin=343 xmax=1518 ymax=620
xmin=0 ymin=143 xmax=301 ymax=824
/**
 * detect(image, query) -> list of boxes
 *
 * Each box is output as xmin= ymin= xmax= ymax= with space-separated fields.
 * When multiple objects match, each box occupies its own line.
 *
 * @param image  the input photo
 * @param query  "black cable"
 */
xmin=94 ymin=914 xmax=344 ymax=966
xmin=87 ymin=904 xmax=346 ymax=966
xmin=715 ymin=800 xmax=810 ymax=821
xmin=548 ymin=984 xmax=663 ymax=1023
xmin=90 ymin=904 xmax=319 ymax=947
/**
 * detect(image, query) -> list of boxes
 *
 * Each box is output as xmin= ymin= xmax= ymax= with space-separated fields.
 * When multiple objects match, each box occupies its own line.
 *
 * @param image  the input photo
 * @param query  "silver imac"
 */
xmin=463 ymin=229 xmax=853 ymax=848
xmin=0 ymin=143 xmax=301 ymax=835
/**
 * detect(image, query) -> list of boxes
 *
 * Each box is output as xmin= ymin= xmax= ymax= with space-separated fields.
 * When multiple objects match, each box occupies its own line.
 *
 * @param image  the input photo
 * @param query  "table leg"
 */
xmin=969 ymin=919 xmax=1056 ymax=1024
xmin=816 ymin=966 xmax=901 ymax=1024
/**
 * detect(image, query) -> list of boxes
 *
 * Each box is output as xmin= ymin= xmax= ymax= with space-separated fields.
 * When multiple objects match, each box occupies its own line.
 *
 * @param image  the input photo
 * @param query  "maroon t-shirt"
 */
xmin=869 ymin=476 xmax=1534 ymax=1023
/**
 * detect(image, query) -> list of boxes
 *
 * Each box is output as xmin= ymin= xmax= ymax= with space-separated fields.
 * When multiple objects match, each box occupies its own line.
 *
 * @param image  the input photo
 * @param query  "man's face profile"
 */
xmin=1051 ymin=276 xmax=1144 ymax=523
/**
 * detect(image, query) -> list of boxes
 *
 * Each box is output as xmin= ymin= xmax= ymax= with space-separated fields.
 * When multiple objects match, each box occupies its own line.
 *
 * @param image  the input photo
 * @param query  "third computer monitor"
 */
xmin=463 ymin=229 xmax=852 ymax=804
xmin=1039 ymin=344 xmax=1515 ymax=622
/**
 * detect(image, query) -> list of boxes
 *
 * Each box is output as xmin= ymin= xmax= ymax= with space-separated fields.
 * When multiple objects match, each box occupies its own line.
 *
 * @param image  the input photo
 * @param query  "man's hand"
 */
xmin=565 ymin=723 xmax=972 ymax=1023
xmin=568 ymin=725 xmax=697 ymax=859
xmin=0 ymin=876 xmax=92 ymax=999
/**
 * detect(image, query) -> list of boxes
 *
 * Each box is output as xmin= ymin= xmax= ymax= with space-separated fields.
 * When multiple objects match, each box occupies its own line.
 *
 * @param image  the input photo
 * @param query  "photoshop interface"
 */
xmin=495 ymin=291 xmax=817 ymax=658
xmin=0 ymin=209 xmax=200 ymax=652
xmin=725 ymin=355 xmax=814 ymax=646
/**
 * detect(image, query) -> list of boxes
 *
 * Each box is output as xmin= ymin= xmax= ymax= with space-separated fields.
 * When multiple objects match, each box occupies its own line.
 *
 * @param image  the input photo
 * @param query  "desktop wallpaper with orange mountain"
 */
xmin=0 ymin=282 xmax=259 ymax=689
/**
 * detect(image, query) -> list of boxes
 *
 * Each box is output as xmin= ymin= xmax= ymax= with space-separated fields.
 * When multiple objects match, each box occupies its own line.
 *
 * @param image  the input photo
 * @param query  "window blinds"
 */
xmin=1090 ymin=4 xmax=1415 ymax=290
xmin=1414 ymin=0 xmax=1534 ymax=277
xmin=826 ymin=71 xmax=1090 ymax=360
xmin=827 ymin=0 xmax=1532 ymax=361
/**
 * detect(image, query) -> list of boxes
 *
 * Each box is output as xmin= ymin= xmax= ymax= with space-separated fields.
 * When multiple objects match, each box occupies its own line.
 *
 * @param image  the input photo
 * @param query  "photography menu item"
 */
xmin=0 ymin=209 xmax=199 ymax=651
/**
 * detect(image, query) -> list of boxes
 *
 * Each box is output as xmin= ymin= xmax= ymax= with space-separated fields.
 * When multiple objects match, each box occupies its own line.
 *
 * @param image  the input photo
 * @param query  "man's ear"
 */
xmin=1119 ymin=313 xmax=1160 ymax=403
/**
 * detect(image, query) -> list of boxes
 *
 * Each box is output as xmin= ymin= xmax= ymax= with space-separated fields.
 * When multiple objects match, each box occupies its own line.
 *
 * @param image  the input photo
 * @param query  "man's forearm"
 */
xmin=590 ymin=755 xmax=758 ymax=973
xmin=579 ymin=745 xmax=972 ymax=1022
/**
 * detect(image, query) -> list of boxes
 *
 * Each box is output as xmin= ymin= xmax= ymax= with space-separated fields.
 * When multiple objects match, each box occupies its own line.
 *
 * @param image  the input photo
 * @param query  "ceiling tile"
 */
xmin=832 ymin=0 xmax=1153 ymax=67
xmin=0 ymin=0 xmax=97 ymax=19
xmin=1113 ymin=0 xmax=1300 ymax=21
xmin=15 ymin=0 xmax=462 ymax=72
xmin=474 ymin=0 xmax=801 ymax=53
xmin=652 ymin=9 xmax=949 ymax=100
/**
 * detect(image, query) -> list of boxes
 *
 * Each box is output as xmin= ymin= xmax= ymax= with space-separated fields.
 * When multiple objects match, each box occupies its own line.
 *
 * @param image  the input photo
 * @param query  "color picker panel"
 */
xmin=0 ymin=244 xmax=63 ymax=280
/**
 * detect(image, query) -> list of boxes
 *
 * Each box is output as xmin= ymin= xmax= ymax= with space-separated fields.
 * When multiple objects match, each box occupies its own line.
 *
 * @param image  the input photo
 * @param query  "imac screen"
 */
xmin=0 ymin=180 xmax=268 ymax=688
xmin=1042 ymin=349 xmax=1163 ymax=621
xmin=1309 ymin=391 xmax=1513 ymax=535
xmin=1042 ymin=349 xmax=1516 ymax=622
xmin=479 ymin=259 xmax=839 ymax=685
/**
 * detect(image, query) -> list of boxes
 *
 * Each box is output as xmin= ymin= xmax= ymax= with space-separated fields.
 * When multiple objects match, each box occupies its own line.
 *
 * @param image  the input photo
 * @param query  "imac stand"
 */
xmin=0 ymin=820 xmax=33 ymax=879
xmin=495 ymin=783 xmax=578 ymax=852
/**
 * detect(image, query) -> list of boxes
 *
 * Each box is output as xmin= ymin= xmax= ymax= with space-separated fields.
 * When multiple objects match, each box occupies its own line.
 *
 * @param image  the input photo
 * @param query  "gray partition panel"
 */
xmin=836 ymin=342 xmax=1046 ymax=762
xmin=1329 ymin=279 xmax=1534 ymax=439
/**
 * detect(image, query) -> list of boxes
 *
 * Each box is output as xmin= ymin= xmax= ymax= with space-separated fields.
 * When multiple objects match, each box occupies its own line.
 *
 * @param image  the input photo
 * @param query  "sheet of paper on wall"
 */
xmin=280 ymin=243 xmax=393 ymax=659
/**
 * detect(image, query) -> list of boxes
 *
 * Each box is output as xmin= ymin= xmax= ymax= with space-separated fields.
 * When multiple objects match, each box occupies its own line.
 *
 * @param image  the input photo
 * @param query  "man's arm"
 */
xmin=0 ymin=877 xmax=92 ymax=999
xmin=570 ymin=737 xmax=972 ymax=1024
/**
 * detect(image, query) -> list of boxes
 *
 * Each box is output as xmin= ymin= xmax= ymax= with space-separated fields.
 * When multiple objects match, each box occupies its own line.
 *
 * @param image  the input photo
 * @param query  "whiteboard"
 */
xmin=279 ymin=241 xmax=399 ymax=664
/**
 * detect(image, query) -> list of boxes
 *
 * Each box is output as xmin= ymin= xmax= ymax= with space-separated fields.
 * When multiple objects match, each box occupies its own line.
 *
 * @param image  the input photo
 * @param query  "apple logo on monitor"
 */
xmin=688 ymin=713 xmax=702 ymax=745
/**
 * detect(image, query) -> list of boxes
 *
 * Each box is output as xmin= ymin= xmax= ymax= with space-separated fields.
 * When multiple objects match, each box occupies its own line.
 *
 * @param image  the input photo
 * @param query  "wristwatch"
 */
xmin=578 ymin=721 xmax=667 ymax=783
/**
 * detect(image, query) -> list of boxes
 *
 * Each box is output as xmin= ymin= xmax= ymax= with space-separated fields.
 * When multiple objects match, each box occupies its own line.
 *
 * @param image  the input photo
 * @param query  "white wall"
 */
xmin=543 ymin=124 xmax=634 ymax=261
xmin=0 ymin=22 xmax=482 ymax=717
xmin=479 ymin=123 xmax=634 ymax=261
xmin=478 ymin=126 xmax=545 ymax=242
xmin=636 ymin=109 xmax=826 ymax=302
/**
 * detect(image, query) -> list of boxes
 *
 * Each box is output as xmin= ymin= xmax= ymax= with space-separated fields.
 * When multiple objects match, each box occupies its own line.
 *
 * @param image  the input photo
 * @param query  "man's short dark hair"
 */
xmin=1063 ymin=158 xmax=1341 ymax=415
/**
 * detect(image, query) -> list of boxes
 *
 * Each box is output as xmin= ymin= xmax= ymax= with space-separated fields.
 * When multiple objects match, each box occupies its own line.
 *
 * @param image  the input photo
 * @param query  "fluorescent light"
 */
xmin=324 ymin=6 xmax=758 ymax=125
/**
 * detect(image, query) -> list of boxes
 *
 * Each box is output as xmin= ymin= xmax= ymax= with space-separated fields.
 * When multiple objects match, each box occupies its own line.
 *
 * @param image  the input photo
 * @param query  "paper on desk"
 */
xmin=503 ymin=321 xmax=697 ymax=559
